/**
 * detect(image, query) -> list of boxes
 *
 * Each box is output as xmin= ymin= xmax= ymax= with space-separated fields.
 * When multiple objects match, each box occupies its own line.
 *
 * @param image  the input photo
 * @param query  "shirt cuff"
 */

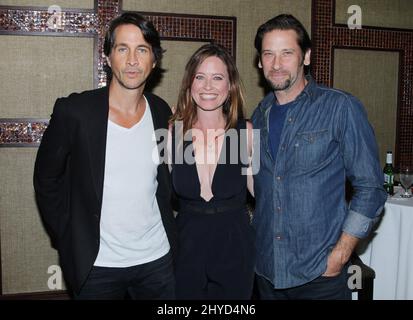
xmin=342 ymin=209 xmax=380 ymax=239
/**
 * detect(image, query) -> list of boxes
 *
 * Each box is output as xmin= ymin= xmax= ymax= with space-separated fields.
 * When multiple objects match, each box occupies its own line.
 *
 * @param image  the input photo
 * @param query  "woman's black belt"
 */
xmin=178 ymin=199 xmax=246 ymax=215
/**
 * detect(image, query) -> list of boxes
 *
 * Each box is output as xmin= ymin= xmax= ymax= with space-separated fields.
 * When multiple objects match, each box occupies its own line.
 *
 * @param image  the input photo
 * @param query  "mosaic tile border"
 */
xmin=0 ymin=7 xmax=98 ymax=35
xmin=312 ymin=0 xmax=413 ymax=168
xmin=0 ymin=0 xmax=236 ymax=147
xmin=0 ymin=119 xmax=48 ymax=147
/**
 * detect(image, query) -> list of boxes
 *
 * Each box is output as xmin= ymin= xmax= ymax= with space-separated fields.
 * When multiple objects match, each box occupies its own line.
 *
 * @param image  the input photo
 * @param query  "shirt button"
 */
xmin=275 ymin=235 xmax=282 ymax=240
xmin=288 ymin=117 xmax=293 ymax=123
xmin=276 ymin=176 xmax=281 ymax=180
xmin=281 ymin=145 xmax=285 ymax=151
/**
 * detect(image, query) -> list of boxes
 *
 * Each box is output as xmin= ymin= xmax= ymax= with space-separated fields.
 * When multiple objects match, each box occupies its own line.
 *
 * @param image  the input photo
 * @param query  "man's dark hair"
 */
xmin=103 ymin=12 xmax=164 ymax=63
xmin=254 ymin=14 xmax=311 ymax=57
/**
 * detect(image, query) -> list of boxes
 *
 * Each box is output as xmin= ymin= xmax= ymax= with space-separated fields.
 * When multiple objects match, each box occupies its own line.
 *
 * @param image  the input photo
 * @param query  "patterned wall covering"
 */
xmin=311 ymin=0 xmax=413 ymax=168
xmin=0 ymin=0 xmax=236 ymax=147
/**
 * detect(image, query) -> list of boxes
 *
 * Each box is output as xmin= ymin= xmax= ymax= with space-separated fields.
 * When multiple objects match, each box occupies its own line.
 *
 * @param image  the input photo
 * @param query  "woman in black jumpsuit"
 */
xmin=169 ymin=44 xmax=255 ymax=299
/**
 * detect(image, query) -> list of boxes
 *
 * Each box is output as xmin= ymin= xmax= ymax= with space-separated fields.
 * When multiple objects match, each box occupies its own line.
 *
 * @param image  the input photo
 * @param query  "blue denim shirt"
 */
xmin=251 ymin=76 xmax=387 ymax=289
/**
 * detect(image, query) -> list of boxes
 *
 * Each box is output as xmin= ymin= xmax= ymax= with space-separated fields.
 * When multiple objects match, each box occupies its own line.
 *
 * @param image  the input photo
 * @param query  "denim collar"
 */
xmin=259 ymin=75 xmax=316 ymax=112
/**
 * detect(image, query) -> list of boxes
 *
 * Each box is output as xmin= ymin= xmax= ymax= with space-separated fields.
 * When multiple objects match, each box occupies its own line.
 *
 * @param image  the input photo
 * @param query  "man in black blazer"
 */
xmin=34 ymin=12 xmax=177 ymax=299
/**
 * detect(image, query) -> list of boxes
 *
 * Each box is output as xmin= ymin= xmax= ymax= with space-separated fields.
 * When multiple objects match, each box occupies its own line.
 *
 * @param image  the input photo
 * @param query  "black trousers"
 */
xmin=73 ymin=251 xmax=175 ymax=300
xmin=175 ymin=210 xmax=255 ymax=300
xmin=255 ymin=266 xmax=351 ymax=300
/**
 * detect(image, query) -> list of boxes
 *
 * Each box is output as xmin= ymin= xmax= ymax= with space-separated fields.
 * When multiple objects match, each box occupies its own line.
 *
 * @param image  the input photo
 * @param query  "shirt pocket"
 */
xmin=293 ymin=129 xmax=330 ymax=171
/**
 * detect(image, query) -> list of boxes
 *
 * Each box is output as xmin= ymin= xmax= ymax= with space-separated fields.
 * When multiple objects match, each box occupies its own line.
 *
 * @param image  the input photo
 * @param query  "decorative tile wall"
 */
xmin=1 ymin=0 xmax=411 ymax=166
xmin=0 ymin=0 xmax=236 ymax=147
xmin=312 ymin=0 xmax=413 ymax=167
xmin=0 ymin=119 xmax=48 ymax=146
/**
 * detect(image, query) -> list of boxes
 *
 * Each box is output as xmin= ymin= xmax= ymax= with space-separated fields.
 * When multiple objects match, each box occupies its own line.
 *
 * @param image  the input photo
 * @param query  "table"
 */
xmin=356 ymin=186 xmax=413 ymax=300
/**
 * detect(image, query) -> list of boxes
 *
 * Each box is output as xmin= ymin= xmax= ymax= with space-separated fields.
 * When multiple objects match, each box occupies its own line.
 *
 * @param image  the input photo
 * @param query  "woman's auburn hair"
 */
xmin=170 ymin=43 xmax=245 ymax=134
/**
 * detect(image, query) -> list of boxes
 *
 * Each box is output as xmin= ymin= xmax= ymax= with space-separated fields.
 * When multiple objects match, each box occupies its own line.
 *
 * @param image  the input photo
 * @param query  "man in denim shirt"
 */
xmin=251 ymin=14 xmax=387 ymax=299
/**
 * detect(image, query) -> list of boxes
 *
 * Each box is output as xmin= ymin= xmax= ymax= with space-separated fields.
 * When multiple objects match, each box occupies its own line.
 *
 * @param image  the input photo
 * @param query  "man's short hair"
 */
xmin=254 ymin=14 xmax=311 ymax=57
xmin=104 ymin=12 xmax=164 ymax=63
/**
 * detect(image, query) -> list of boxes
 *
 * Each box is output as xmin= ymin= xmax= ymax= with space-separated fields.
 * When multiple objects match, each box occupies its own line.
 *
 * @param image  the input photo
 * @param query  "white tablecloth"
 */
xmin=357 ymin=187 xmax=413 ymax=300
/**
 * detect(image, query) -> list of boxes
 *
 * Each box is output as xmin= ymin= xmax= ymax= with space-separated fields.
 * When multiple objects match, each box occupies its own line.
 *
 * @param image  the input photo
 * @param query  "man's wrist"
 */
xmin=333 ymin=232 xmax=359 ymax=265
xmin=331 ymin=246 xmax=351 ymax=266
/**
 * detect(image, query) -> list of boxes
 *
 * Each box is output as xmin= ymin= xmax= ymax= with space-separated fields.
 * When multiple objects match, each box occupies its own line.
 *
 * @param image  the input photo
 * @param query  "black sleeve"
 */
xmin=33 ymin=98 xmax=72 ymax=248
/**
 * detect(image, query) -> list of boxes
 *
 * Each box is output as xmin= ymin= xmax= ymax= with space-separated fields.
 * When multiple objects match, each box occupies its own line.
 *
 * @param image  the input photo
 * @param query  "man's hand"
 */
xmin=323 ymin=232 xmax=359 ymax=277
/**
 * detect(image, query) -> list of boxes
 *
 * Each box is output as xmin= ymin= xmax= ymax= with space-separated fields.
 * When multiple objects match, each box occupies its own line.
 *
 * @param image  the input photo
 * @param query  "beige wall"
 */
xmin=0 ymin=149 xmax=63 ymax=294
xmin=123 ymin=0 xmax=312 ymax=116
xmin=335 ymin=0 xmax=413 ymax=29
xmin=333 ymin=49 xmax=399 ymax=167
xmin=0 ymin=36 xmax=94 ymax=118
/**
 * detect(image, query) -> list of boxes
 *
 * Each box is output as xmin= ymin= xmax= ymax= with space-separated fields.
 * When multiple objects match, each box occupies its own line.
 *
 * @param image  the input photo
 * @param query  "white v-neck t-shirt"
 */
xmin=94 ymin=98 xmax=170 ymax=267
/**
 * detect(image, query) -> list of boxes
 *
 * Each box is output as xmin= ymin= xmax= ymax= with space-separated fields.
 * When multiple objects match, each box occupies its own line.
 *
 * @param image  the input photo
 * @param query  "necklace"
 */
xmin=207 ymin=135 xmax=218 ymax=151
xmin=192 ymin=130 xmax=225 ymax=159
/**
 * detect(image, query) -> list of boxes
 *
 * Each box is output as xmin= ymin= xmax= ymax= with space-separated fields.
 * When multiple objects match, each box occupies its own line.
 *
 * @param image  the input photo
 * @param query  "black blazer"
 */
xmin=33 ymin=86 xmax=178 ymax=294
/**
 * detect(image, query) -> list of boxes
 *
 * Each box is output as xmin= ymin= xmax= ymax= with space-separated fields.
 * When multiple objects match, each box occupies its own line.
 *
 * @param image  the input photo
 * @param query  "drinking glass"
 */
xmin=399 ymin=167 xmax=413 ymax=198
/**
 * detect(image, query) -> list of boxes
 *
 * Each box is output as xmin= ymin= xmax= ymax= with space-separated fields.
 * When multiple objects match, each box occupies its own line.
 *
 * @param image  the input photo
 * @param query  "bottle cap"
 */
xmin=386 ymin=152 xmax=393 ymax=164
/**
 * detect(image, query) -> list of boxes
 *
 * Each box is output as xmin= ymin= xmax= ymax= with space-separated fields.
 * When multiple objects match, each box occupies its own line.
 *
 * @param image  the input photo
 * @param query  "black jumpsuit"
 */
xmin=171 ymin=120 xmax=255 ymax=299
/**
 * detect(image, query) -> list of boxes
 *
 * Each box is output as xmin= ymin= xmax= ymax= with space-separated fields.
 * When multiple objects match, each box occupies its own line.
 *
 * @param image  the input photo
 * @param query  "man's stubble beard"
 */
xmin=270 ymin=77 xmax=292 ymax=91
